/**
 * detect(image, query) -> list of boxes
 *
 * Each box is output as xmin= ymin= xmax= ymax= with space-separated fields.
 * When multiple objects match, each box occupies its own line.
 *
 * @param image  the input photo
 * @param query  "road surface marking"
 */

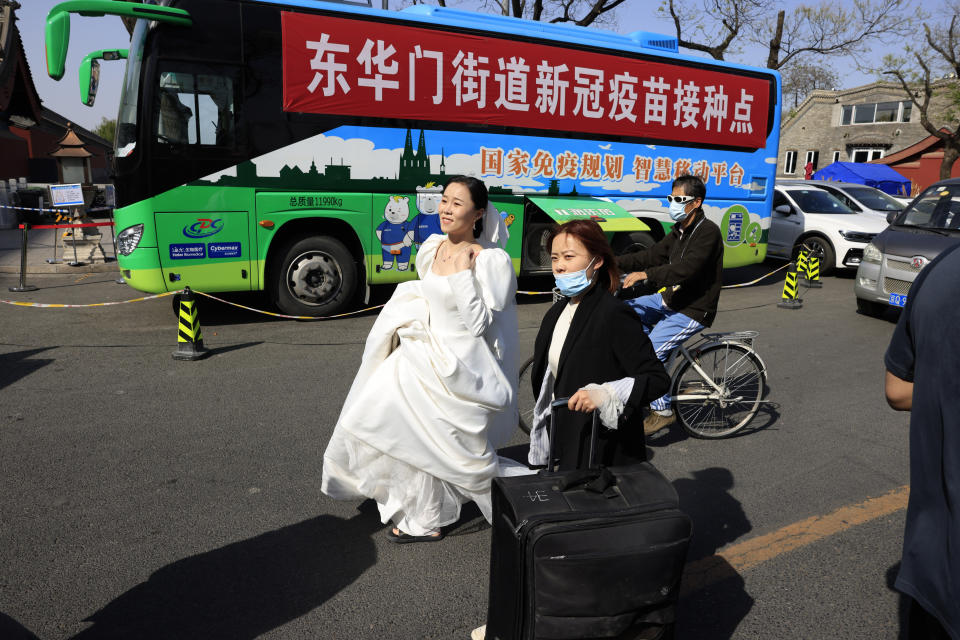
xmin=681 ymin=484 xmax=909 ymax=596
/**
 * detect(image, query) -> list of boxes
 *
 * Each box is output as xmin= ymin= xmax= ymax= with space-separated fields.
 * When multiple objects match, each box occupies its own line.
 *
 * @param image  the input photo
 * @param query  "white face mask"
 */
xmin=668 ymin=200 xmax=689 ymax=222
xmin=554 ymin=257 xmax=596 ymax=297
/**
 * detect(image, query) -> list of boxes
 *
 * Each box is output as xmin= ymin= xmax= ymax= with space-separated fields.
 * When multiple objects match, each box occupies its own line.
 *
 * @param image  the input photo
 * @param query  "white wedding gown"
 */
xmin=321 ymin=234 xmax=533 ymax=536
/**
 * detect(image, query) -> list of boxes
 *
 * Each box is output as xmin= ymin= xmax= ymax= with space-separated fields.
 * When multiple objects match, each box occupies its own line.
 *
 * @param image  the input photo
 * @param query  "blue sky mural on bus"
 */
xmin=199 ymin=125 xmax=776 ymax=228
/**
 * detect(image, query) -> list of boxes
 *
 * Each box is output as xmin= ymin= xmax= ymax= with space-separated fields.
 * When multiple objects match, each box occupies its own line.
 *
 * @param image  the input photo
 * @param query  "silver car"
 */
xmin=854 ymin=178 xmax=960 ymax=316
xmin=778 ymin=179 xmax=906 ymax=219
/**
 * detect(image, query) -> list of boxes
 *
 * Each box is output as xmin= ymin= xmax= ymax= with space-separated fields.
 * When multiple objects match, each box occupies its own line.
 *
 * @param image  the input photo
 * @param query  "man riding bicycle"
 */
xmin=617 ymin=174 xmax=724 ymax=436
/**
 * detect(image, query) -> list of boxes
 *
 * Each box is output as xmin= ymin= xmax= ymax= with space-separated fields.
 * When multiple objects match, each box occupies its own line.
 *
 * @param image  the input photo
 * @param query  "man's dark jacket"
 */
xmin=616 ymin=210 xmax=724 ymax=327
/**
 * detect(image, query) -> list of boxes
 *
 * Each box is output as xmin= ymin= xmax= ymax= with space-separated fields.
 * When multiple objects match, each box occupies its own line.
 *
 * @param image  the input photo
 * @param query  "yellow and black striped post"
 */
xmin=806 ymin=254 xmax=822 ymax=288
xmin=173 ymin=287 xmax=209 ymax=360
xmin=778 ymin=263 xmax=803 ymax=309
xmin=796 ymin=250 xmax=809 ymax=280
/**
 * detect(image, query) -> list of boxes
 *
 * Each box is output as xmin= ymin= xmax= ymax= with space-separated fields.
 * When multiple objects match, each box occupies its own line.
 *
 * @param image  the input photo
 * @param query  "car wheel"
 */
xmin=794 ymin=236 xmax=835 ymax=276
xmin=856 ymin=298 xmax=886 ymax=318
xmin=269 ymin=235 xmax=358 ymax=317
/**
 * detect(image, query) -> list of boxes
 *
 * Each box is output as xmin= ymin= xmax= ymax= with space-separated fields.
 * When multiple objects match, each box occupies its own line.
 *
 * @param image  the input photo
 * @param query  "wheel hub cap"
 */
xmin=288 ymin=252 xmax=342 ymax=304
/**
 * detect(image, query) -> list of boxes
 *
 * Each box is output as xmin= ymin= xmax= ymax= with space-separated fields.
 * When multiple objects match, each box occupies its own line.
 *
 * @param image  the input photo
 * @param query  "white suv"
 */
xmin=769 ymin=185 xmax=889 ymax=273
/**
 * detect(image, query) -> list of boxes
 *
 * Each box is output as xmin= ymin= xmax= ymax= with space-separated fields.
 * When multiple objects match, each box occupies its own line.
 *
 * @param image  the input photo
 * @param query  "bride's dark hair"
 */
xmin=445 ymin=175 xmax=488 ymax=238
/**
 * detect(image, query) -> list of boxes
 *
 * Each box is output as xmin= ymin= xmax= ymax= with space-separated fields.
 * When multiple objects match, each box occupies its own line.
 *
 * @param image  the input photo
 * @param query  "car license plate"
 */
xmin=889 ymin=293 xmax=908 ymax=308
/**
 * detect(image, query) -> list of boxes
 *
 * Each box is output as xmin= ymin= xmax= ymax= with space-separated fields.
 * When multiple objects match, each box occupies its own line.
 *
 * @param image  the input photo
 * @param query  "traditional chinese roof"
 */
xmin=50 ymin=122 xmax=94 ymax=157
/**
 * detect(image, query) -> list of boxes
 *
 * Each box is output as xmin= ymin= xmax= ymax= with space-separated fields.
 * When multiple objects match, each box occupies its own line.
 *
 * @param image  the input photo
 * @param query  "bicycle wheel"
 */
xmin=672 ymin=343 xmax=765 ymax=439
xmin=517 ymin=355 xmax=535 ymax=434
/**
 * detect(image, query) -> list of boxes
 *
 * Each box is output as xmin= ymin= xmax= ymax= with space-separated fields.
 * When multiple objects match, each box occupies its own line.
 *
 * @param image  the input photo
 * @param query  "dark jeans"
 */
xmin=908 ymin=598 xmax=951 ymax=640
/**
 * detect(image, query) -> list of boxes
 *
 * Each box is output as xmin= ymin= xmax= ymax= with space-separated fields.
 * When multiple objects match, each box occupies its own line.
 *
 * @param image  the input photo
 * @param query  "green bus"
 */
xmin=47 ymin=0 xmax=781 ymax=316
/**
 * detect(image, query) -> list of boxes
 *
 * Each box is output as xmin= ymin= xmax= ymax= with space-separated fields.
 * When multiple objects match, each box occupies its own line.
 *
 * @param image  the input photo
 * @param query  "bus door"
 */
xmin=154 ymin=211 xmax=253 ymax=291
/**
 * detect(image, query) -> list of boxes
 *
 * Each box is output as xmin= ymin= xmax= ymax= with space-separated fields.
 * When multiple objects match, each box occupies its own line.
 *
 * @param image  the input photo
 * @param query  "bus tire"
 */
xmin=270 ymin=235 xmax=357 ymax=317
xmin=612 ymin=231 xmax=656 ymax=256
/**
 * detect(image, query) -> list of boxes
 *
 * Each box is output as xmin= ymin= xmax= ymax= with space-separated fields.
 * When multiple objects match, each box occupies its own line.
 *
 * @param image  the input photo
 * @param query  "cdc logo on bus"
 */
xmin=183 ymin=218 xmax=224 ymax=239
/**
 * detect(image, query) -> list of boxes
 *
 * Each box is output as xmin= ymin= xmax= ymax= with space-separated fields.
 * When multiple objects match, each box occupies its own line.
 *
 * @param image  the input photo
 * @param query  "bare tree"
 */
xmin=660 ymin=0 xmax=916 ymax=70
xmin=883 ymin=15 xmax=960 ymax=179
xmin=781 ymin=60 xmax=839 ymax=108
xmin=758 ymin=0 xmax=916 ymax=71
xmin=660 ymin=0 xmax=767 ymax=61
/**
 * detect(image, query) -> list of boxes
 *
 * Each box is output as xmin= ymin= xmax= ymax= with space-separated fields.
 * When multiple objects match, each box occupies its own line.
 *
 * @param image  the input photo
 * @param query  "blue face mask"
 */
xmin=555 ymin=258 xmax=596 ymax=297
xmin=668 ymin=200 xmax=690 ymax=222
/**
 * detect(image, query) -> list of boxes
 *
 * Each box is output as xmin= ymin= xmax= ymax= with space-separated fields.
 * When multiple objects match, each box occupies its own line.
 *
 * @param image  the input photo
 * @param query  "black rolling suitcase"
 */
xmin=484 ymin=399 xmax=692 ymax=640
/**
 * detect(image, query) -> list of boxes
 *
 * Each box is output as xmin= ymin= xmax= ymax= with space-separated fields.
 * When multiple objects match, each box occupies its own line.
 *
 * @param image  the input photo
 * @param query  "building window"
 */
xmin=840 ymin=101 xmax=913 ymax=125
xmin=832 ymin=150 xmax=841 ymax=163
xmin=805 ymin=150 xmax=820 ymax=172
xmin=841 ymin=105 xmax=853 ymax=125
xmin=854 ymin=103 xmax=875 ymax=124
xmin=784 ymin=150 xmax=797 ymax=174
xmin=875 ymin=101 xmax=899 ymax=122
xmin=851 ymin=148 xmax=884 ymax=163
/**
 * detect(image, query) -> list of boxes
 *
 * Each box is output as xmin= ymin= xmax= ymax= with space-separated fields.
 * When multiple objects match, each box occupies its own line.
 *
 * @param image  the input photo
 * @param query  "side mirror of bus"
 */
xmin=887 ymin=210 xmax=898 ymax=224
xmin=79 ymin=58 xmax=100 ymax=107
xmin=774 ymin=204 xmax=793 ymax=216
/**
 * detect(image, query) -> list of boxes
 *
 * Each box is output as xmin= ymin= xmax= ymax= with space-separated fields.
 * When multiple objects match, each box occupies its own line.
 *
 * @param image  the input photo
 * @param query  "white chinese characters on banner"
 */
xmin=573 ymin=68 xmax=605 ymax=119
xmin=452 ymin=50 xmax=491 ymax=108
xmin=642 ymin=76 xmax=669 ymax=126
xmin=410 ymin=46 xmax=444 ymax=104
xmin=357 ymin=39 xmax=399 ymax=101
xmin=608 ymin=72 xmax=638 ymax=123
xmin=730 ymin=88 xmax=753 ymax=134
xmin=306 ymin=34 xmax=351 ymax=96
xmin=703 ymin=85 xmax=729 ymax=131
xmin=296 ymin=30 xmax=762 ymax=144
xmin=673 ymin=80 xmax=700 ymax=129
xmin=535 ymin=61 xmax=568 ymax=116
xmin=495 ymin=57 xmax=531 ymax=111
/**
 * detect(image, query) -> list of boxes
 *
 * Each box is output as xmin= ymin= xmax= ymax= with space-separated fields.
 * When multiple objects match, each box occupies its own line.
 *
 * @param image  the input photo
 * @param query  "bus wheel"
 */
xmin=613 ymin=231 xmax=656 ymax=256
xmin=270 ymin=236 xmax=357 ymax=317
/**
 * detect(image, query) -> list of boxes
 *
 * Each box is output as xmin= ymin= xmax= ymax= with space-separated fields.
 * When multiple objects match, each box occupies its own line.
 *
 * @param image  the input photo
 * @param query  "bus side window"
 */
xmin=155 ymin=67 xmax=237 ymax=148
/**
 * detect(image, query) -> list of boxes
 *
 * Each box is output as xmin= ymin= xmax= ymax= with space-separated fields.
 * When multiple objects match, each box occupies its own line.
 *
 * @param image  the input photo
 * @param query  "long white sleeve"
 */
xmin=447 ymin=249 xmax=516 ymax=337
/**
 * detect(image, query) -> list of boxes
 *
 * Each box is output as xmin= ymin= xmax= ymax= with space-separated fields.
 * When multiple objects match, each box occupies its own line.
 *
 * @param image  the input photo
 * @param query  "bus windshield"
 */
xmin=116 ymin=19 xmax=148 ymax=158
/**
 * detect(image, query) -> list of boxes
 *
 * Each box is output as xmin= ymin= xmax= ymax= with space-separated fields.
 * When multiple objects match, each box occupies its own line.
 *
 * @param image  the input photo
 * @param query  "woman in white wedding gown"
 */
xmin=321 ymin=176 xmax=530 ymax=542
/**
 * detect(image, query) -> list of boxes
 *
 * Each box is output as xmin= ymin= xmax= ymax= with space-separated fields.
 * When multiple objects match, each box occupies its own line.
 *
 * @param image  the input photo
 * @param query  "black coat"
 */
xmin=532 ymin=283 xmax=671 ymax=471
xmin=616 ymin=210 xmax=724 ymax=327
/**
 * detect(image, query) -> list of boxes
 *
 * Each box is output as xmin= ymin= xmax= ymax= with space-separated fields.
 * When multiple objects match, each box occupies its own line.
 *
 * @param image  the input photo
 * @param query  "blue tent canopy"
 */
xmin=812 ymin=162 xmax=911 ymax=196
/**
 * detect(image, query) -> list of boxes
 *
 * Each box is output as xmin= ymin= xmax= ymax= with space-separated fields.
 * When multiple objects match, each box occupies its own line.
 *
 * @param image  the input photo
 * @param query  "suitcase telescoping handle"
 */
xmin=547 ymin=397 xmax=601 ymax=472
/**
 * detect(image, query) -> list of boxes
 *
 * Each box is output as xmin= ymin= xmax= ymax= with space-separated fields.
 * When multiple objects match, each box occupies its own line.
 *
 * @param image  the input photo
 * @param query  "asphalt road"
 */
xmin=0 ymin=264 xmax=911 ymax=640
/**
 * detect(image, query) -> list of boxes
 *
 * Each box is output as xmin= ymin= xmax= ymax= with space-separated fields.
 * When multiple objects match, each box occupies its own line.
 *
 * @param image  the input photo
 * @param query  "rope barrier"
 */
xmin=2 ymin=263 xmax=794 ymax=313
xmin=192 ymin=290 xmax=386 ymax=320
xmin=721 ymin=262 xmax=792 ymax=289
xmin=1 ymin=291 xmax=177 ymax=308
xmin=0 ymin=204 xmax=64 ymax=214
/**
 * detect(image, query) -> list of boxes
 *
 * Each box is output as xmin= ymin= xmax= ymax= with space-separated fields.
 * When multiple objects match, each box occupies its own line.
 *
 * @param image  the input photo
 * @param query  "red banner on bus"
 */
xmin=282 ymin=12 xmax=770 ymax=149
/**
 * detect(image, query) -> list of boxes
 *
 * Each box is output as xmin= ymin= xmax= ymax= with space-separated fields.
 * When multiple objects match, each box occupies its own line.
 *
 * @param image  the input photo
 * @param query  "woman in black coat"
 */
xmin=529 ymin=220 xmax=671 ymax=471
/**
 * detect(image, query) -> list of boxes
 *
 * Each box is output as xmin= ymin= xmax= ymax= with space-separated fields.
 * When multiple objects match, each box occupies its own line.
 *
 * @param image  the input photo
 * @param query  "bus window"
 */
xmin=154 ymin=67 xmax=236 ymax=147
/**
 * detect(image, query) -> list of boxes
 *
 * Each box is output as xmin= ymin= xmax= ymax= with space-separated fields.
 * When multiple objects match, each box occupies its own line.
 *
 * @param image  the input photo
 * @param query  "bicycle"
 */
xmin=517 ymin=329 xmax=767 ymax=439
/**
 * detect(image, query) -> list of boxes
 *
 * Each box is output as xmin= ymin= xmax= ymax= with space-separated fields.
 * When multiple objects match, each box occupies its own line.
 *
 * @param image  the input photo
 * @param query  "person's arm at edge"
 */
xmin=884 ymin=371 xmax=913 ymax=411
